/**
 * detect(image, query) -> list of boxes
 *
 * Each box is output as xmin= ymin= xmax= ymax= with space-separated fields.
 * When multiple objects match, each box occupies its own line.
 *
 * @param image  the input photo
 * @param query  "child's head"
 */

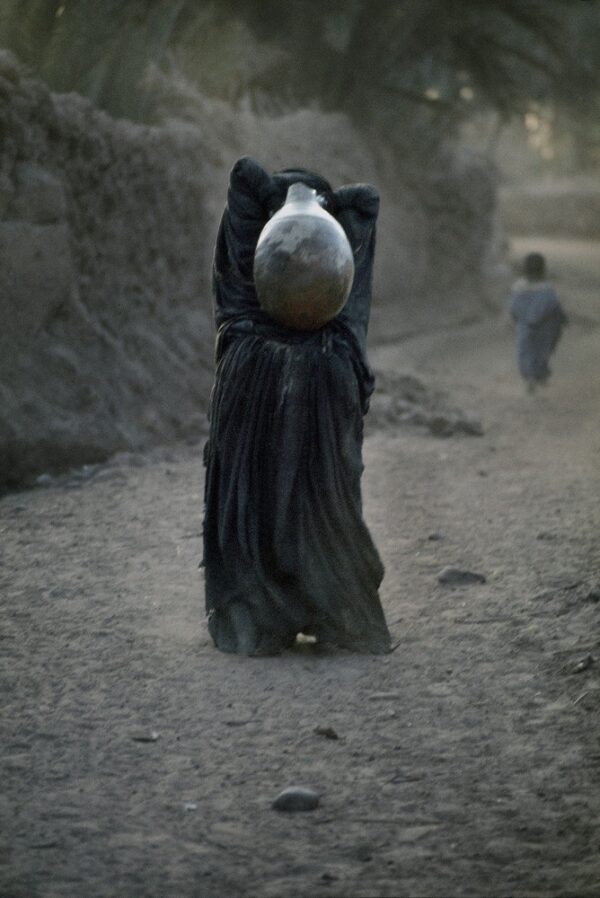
xmin=524 ymin=252 xmax=546 ymax=281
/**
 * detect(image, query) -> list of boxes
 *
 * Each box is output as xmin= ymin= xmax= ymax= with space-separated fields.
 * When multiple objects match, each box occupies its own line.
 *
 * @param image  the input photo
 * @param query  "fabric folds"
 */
xmin=203 ymin=157 xmax=391 ymax=655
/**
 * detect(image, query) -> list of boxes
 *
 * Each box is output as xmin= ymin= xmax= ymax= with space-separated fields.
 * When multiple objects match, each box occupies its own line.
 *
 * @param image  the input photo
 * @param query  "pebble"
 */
xmin=438 ymin=567 xmax=486 ymax=585
xmin=272 ymin=787 xmax=320 ymax=812
xmin=130 ymin=729 xmax=160 ymax=743
xmin=314 ymin=726 xmax=339 ymax=740
xmin=572 ymin=655 xmax=594 ymax=674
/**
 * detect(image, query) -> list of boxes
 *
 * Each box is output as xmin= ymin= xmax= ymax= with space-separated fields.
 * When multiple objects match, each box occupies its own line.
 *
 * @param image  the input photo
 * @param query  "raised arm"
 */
xmin=334 ymin=184 xmax=380 ymax=352
xmin=213 ymin=156 xmax=277 ymax=325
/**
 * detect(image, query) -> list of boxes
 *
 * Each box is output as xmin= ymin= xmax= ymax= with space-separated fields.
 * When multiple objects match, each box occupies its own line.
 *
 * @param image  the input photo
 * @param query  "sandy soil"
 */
xmin=1 ymin=236 xmax=599 ymax=898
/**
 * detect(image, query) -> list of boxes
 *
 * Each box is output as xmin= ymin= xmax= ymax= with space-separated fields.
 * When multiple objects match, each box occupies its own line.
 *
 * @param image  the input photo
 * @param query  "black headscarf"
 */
xmin=271 ymin=167 xmax=338 ymax=216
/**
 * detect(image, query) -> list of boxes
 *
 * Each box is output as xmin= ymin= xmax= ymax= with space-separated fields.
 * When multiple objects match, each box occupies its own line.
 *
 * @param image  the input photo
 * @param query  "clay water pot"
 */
xmin=253 ymin=182 xmax=354 ymax=331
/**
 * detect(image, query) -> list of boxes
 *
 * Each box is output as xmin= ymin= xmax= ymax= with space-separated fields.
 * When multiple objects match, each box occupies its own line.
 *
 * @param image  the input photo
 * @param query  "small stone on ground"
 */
xmin=272 ymin=787 xmax=320 ymax=812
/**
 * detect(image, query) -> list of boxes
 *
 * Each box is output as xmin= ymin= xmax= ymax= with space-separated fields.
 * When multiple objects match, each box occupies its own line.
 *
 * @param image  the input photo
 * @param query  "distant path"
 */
xmin=1 ymin=237 xmax=599 ymax=897
xmin=372 ymin=236 xmax=600 ymax=474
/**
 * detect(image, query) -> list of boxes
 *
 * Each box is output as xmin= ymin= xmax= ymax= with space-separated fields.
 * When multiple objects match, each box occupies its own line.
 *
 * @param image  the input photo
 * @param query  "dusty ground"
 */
xmin=1 ymin=236 xmax=599 ymax=898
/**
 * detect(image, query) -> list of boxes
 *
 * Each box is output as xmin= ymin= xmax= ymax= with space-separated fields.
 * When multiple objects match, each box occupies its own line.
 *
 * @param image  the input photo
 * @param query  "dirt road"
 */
xmin=1 ymin=237 xmax=599 ymax=898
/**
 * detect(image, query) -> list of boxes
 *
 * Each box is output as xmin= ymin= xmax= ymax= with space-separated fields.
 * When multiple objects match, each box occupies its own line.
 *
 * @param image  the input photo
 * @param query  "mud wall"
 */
xmin=0 ymin=51 xmax=499 ymax=489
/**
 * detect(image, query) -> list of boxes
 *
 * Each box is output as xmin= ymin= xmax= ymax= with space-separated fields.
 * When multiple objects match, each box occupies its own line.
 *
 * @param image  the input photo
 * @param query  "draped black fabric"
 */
xmin=203 ymin=156 xmax=391 ymax=655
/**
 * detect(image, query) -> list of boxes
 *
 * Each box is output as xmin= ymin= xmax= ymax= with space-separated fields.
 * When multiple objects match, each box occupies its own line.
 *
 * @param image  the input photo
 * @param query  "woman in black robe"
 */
xmin=203 ymin=156 xmax=391 ymax=655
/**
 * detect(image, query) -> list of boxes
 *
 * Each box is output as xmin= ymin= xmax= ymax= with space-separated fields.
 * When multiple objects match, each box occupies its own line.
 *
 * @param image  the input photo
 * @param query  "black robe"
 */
xmin=203 ymin=156 xmax=391 ymax=655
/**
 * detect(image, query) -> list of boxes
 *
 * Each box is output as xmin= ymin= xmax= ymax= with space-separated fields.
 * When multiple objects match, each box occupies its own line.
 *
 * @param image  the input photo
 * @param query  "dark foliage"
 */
xmin=0 ymin=0 xmax=598 ymax=159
